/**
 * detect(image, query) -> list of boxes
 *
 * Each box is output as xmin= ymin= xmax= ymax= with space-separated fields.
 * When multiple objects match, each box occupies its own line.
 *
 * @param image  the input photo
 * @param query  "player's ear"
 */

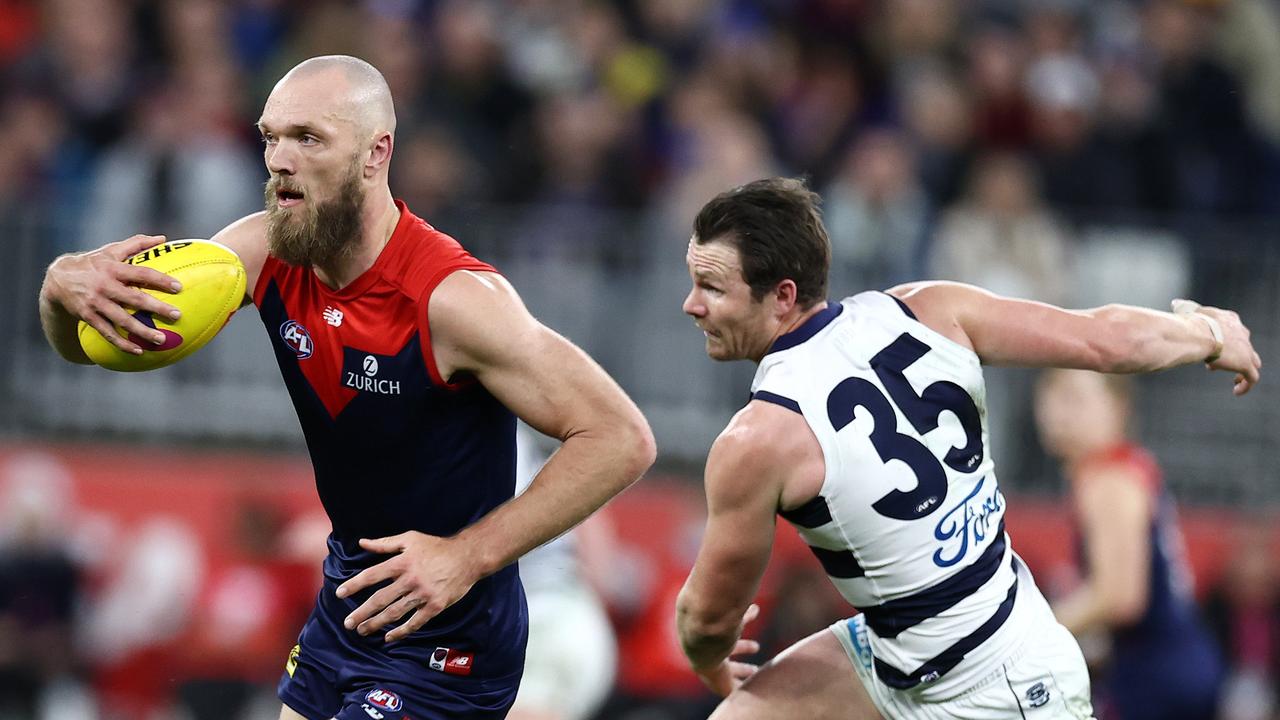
xmin=365 ymin=132 xmax=393 ymax=177
xmin=773 ymin=279 xmax=798 ymax=314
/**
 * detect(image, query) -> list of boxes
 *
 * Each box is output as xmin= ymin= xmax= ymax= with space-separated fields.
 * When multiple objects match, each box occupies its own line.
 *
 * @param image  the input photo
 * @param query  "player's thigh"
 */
xmin=710 ymin=628 xmax=883 ymax=720
xmin=279 ymin=704 xmax=335 ymax=720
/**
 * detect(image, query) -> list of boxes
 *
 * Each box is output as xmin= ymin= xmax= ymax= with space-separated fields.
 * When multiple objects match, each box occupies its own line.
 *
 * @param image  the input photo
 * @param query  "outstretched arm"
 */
xmin=889 ymin=281 xmax=1261 ymax=395
xmin=338 ymin=270 xmax=655 ymax=641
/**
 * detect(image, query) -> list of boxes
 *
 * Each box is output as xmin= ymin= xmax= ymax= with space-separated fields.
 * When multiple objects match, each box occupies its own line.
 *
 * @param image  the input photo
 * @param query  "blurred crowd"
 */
xmin=3 ymin=0 xmax=1280 ymax=264
xmin=3 ymin=1 xmax=1280 ymax=719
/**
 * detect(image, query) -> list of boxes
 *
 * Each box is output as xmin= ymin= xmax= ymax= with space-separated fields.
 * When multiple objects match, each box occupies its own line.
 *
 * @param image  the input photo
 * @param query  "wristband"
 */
xmin=1171 ymin=299 xmax=1224 ymax=363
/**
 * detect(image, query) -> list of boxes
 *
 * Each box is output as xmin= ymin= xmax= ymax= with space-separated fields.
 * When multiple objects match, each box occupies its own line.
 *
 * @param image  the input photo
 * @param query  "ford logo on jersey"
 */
xmin=279 ymin=320 xmax=314 ymax=359
xmin=932 ymin=475 xmax=1003 ymax=567
xmin=364 ymin=688 xmax=403 ymax=712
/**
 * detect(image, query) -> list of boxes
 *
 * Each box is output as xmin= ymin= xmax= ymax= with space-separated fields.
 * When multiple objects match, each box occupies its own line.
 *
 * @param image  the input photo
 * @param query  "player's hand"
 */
xmin=335 ymin=531 xmax=482 ymax=643
xmin=691 ymin=604 xmax=762 ymax=697
xmin=1174 ymin=300 xmax=1262 ymax=396
xmin=42 ymin=234 xmax=183 ymax=355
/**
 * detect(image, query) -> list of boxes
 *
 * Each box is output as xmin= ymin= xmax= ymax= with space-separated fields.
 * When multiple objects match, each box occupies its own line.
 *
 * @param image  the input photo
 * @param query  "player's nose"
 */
xmin=266 ymin=143 xmax=297 ymax=176
xmin=682 ymin=289 xmax=705 ymax=317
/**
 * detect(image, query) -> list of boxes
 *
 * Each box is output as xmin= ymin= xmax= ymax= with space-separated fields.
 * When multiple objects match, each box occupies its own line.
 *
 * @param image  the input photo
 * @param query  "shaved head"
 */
xmin=275 ymin=55 xmax=397 ymax=138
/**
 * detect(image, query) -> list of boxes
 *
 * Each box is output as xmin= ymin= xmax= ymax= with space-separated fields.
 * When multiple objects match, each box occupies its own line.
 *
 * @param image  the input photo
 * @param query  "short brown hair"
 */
xmin=692 ymin=177 xmax=831 ymax=308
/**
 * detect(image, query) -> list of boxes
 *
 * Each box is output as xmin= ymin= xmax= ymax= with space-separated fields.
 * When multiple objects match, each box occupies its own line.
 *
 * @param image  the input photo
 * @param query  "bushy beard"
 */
xmin=264 ymin=168 xmax=365 ymax=269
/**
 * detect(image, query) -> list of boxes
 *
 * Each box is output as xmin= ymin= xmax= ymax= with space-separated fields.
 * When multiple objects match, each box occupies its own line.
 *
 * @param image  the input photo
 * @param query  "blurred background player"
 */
xmin=1035 ymin=369 xmax=1224 ymax=720
xmin=508 ymin=424 xmax=618 ymax=720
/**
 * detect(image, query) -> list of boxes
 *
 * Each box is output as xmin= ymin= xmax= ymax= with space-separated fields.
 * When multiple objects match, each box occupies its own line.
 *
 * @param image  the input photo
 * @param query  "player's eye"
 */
xmin=261 ymin=134 xmax=277 ymax=146
xmin=299 ymin=134 xmax=318 ymax=146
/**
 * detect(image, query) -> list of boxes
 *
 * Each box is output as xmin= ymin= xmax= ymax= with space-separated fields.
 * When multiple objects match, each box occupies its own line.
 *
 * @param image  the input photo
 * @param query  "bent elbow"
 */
xmin=676 ymin=591 xmax=737 ymax=647
xmin=621 ymin=413 xmax=657 ymax=483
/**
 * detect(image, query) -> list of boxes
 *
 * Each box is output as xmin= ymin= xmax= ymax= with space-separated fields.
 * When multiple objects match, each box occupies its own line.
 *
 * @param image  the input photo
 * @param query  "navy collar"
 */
xmin=765 ymin=301 xmax=843 ymax=356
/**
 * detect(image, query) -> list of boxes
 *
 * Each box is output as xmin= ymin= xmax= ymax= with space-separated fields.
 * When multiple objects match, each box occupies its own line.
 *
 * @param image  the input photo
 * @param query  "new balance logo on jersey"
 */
xmin=344 ymin=353 xmax=401 ymax=395
xmin=323 ymin=306 xmax=344 ymax=327
xmin=429 ymin=647 xmax=475 ymax=676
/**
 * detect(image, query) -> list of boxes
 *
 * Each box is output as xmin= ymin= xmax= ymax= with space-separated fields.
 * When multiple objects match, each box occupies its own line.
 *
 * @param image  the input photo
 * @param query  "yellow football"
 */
xmin=77 ymin=239 xmax=247 ymax=372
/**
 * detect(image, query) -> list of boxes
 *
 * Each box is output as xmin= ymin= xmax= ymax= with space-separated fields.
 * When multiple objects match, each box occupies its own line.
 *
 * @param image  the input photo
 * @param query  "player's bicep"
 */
xmin=429 ymin=271 xmax=641 ymax=443
xmin=893 ymin=282 xmax=1121 ymax=369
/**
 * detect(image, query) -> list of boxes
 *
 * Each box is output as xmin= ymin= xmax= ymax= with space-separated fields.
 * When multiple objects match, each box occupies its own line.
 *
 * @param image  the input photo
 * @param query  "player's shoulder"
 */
xmin=210 ymin=212 xmax=269 ymax=297
xmin=389 ymin=207 xmax=493 ymax=292
xmin=884 ymin=282 xmax=976 ymax=351
xmin=711 ymin=401 xmax=812 ymax=476
xmin=431 ymin=269 xmax=520 ymax=317
xmin=1077 ymin=444 xmax=1161 ymax=496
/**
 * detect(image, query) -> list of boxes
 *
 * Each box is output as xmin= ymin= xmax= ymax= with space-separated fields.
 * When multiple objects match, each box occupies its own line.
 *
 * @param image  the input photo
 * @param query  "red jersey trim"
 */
xmin=250 ymin=200 xmax=500 ymax=390
xmin=253 ymin=251 xmax=273 ymax=307
xmin=253 ymin=202 xmax=420 ymax=306
xmin=417 ymin=263 xmax=496 ymax=389
xmin=1076 ymin=442 xmax=1163 ymax=500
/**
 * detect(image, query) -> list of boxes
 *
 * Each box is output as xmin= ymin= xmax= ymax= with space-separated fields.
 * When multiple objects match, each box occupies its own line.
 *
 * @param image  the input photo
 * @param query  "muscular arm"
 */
xmin=889 ymin=281 xmax=1261 ymax=394
xmin=39 ymin=214 xmax=269 ymax=361
xmin=430 ymin=270 xmax=656 ymax=577
xmin=1053 ymin=466 xmax=1152 ymax=634
xmin=677 ymin=402 xmax=805 ymax=676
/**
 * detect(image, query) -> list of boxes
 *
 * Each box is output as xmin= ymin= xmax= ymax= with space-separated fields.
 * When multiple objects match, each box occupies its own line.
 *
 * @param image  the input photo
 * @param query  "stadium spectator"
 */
xmin=1205 ymin=531 xmax=1280 ymax=720
xmin=823 ymin=128 xmax=931 ymax=292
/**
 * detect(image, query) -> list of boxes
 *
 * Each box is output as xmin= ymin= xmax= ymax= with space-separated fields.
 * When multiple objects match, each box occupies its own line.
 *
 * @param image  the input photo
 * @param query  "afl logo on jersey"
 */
xmin=279 ymin=320 xmax=313 ymax=359
xmin=364 ymin=688 xmax=402 ymax=712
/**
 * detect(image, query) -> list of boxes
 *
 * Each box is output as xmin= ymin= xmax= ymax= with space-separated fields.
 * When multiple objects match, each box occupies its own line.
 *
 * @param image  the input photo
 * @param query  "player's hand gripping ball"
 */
xmin=78 ymin=240 xmax=246 ymax=372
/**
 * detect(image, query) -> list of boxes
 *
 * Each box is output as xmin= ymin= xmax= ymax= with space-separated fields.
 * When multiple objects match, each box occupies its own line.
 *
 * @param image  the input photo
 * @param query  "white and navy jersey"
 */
xmin=752 ymin=291 xmax=1025 ymax=694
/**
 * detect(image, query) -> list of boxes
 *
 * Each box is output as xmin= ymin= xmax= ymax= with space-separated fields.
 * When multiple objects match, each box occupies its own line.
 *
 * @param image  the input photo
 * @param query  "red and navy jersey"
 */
xmin=254 ymin=201 xmax=524 ymax=680
xmin=1074 ymin=443 xmax=1222 ymax=718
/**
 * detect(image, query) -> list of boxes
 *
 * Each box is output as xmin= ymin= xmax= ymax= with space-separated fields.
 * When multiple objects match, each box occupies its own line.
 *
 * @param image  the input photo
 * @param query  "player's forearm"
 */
xmin=460 ymin=417 xmax=655 ymax=577
xmin=1052 ymin=586 xmax=1108 ymax=636
xmin=38 ymin=269 xmax=92 ymax=364
xmin=1086 ymin=305 xmax=1220 ymax=373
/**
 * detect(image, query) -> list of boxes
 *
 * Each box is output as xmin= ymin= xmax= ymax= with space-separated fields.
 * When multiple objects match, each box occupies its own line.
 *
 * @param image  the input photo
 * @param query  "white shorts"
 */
xmin=511 ymin=582 xmax=617 ymax=720
xmin=831 ymin=578 xmax=1095 ymax=719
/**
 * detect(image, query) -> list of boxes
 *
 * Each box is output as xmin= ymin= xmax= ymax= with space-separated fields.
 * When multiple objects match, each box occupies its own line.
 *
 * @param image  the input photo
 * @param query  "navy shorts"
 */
xmin=278 ymin=590 xmax=525 ymax=720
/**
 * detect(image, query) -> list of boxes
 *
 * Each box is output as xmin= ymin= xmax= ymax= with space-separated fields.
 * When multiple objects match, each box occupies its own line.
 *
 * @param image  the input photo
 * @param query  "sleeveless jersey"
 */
xmin=1075 ymin=444 xmax=1222 ymax=718
xmin=751 ymin=291 xmax=1026 ymax=695
xmin=253 ymin=200 xmax=525 ymax=680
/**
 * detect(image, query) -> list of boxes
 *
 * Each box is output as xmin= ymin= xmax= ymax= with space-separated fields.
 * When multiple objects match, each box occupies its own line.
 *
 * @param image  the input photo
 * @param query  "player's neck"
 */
xmin=313 ymin=189 xmax=400 ymax=291
xmin=751 ymin=300 xmax=829 ymax=363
